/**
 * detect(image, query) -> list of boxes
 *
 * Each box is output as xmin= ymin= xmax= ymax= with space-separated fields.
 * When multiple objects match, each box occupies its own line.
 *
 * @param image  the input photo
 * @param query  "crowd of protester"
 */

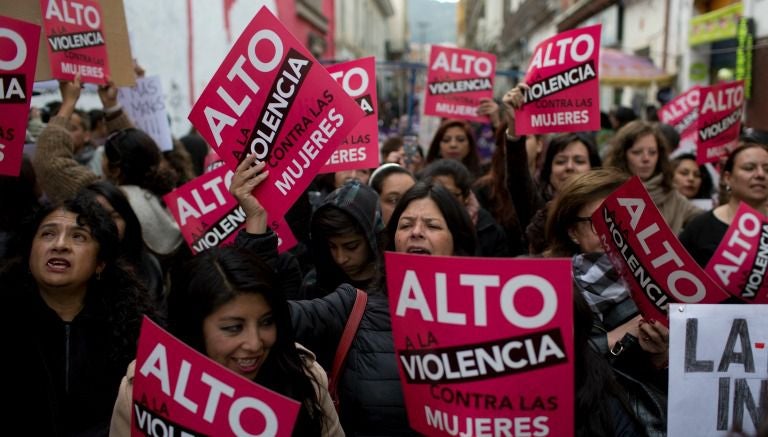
xmin=1 ymin=66 xmax=767 ymax=437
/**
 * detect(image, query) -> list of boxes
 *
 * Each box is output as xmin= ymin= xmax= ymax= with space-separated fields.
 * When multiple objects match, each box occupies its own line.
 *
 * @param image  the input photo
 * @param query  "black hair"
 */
xmin=81 ymin=181 xmax=144 ymax=263
xmin=13 ymin=194 xmax=155 ymax=362
xmin=539 ymin=133 xmax=602 ymax=200
xmin=370 ymin=164 xmax=415 ymax=194
xmin=313 ymin=207 xmax=363 ymax=238
xmin=168 ymin=247 xmax=324 ymax=435
xmin=671 ymin=153 xmax=714 ymax=199
xmin=419 ymin=158 xmax=474 ymax=197
xmin=104 ymin=128 xmax=178 ymax=196
xmin=386 ymin=181 xmax=477 ymax=257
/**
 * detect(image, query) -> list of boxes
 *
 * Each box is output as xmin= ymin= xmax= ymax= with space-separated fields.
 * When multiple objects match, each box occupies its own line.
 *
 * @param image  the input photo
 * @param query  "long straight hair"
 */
xmin=168 ymin=247 xmax=324 ymax=435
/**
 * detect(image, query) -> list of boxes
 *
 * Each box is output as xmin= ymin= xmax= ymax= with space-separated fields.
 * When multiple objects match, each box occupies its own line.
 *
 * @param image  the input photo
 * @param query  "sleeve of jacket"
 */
xmin=235 ymin=228 xmax=304 ymax=298
xmin=33 ymin=115 xmax=100 ymax=203
xmin=504 ymin=131 xmax=542 ymax=230
xmin=289 ymin=284 xmax=357 ymax=369
xmin=109 ymin=360 xmax=135 ymax=437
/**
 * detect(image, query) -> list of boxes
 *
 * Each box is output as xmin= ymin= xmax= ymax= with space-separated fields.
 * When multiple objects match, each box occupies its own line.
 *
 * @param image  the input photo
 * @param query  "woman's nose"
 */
xmin=242 ymin=328 xmax=263 ymax=351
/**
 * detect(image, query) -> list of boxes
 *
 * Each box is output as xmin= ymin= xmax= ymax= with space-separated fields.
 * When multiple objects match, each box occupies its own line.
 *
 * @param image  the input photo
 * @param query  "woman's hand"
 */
xmin=639 ymin=318 xmax=669 ymax=368
xmin=476 ymin=98 xmax=500 ymax=128
xmin=98 ymin=76 xmax=119 ymax=109
xmin=58 ymin=73 xmax=82 ymax=119
xmin=230 ymin=153 xmax=269 ymax=234
xmin=502 ymin=83 xmax=528 ymax=138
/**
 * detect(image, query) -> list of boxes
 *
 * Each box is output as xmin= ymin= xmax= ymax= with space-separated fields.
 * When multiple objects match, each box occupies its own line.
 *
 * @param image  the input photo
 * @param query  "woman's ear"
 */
xmin=567 ymin=228 xmax=579 ymax=245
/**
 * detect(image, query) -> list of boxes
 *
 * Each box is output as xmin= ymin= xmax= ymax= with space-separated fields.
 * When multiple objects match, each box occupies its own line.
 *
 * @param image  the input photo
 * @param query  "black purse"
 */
xmin=609 ymin=333 xmax=668 ymax=437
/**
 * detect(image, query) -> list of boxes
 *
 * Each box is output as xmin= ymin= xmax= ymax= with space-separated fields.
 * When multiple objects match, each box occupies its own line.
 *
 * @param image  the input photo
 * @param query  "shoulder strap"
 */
xmin=329 ymin=288 xmax=368 ymax=409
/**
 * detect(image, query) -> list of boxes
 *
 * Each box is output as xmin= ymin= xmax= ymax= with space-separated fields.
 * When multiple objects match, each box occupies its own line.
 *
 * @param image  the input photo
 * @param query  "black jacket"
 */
xmin=237 ymin=229 xmax=416 ymax=436
xmin=2 ymin=273 xmax=133 ymax=436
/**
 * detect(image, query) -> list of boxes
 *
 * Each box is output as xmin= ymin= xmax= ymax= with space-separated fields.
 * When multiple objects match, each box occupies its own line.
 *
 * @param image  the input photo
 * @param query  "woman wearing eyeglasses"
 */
xmin=543 ymin=169 xmax=668 ymax=436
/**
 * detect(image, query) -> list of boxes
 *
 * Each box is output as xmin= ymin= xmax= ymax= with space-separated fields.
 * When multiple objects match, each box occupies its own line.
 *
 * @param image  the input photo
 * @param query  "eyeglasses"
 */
xmin=574 ymin=216 xmax=596 ymax=233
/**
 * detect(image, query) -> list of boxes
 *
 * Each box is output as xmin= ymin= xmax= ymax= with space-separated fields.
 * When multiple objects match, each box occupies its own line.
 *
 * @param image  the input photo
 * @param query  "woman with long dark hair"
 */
xmin=1 ymin=193 xmax=156 ymax=435
xmin=229 ymin=155 xmax=479 ymax=435
xmin=425 ymin=119 xmax=483 ymax=177
xmin=110 ymin=245 xmax=342 ymax=436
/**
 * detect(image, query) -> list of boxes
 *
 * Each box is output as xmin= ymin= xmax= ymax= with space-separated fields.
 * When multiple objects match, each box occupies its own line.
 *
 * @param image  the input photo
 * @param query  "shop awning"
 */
xmin=599 ymin=48 xmax=675 ymax=86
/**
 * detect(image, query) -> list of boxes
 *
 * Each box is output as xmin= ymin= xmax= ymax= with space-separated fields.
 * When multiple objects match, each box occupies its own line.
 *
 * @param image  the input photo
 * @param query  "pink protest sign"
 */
xmin=320 ymin=57 xmax=379 ymax=173
xmin=0 ymin=15 xmax=40 ymax=177
xmin=659 ymin=86 xmax=699 ymax=148
xmin=696 ymin=81 xmax=744 ymax=164
xmin=592 ymin=177 xmax=730 ymax=326
xmin=132 ymin=317 xmax=300 ymax=436
xmin=706 ymin=203 xmax=768 ymax=303
xmin=164 ymin=165 xmax=297 ymax=255
xmin=39 ymin=0 xmax=109 ymax=84
xmin=385 ymin=252 xmax=574 ymax=437
xmin=424 ymin=45 xmax=496 ymax=122
xmin=188 ymin=7 xmax=364 ymax=220
xmin=515 ymin=24 xmax=601 ymax=135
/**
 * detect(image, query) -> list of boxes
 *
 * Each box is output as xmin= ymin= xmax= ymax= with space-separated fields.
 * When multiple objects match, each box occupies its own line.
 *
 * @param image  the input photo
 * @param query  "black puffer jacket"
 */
xmin=237 ymin=230 xmax=416 ymax=436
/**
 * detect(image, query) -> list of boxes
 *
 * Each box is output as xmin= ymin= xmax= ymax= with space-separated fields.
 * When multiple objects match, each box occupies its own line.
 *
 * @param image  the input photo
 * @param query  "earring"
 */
xmin=725 ymin=185 xmax=732 ymax=192
xmin=96 ymin=271 xmax=101 ymax=281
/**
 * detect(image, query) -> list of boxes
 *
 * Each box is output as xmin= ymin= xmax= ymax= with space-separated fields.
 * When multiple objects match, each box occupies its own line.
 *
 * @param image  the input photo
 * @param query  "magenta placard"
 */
xmin=164 ymin=165 xmax=297 ymax=255
xmin=188 ymin=7 xmax=364 ymax=220
xmin=424 ymin=45 xmax=496 ymax=123
xmin=39 ymin=0 xmax=110 ymax=84
xmin=515 ymin=25 xmax=601 ymax=135
xmin=385 ymin=252 xmax=574 ymax=437
xmin=705 ymin=203 xmax=768 ymax=303
xmin=132 ymin=317 xmax=300 ymax=436
xmin=0 ymin=15 xmax=40 ymax=177
xmin=320 ymin=57 xmax=379 ymax=173
xmin=696 ymin=81 xmax=744 ymax=164
xmin=658 ymin=86 xmax=699 ymax=149
xmin=592 ymin=177 xmax=730 ymax=325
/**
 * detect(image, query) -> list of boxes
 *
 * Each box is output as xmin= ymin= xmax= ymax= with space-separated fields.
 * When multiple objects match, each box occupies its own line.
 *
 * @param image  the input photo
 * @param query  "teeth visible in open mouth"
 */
xmin=237 ymin=358 xmax=257 ymax=366
xmin=408 ymin=248 xmax=429 ymax=254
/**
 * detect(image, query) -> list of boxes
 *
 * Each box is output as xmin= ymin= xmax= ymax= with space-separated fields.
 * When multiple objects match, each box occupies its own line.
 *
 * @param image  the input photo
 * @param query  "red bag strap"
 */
xmin=329 ymin=288 xmax=367 ymax=408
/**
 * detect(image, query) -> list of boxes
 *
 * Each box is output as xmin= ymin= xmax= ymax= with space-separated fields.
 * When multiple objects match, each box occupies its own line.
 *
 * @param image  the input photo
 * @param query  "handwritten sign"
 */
xmin=668 ymin=304 xmax=767 ymax=436
xmin=696 ymin=81 xmax=744 ymax=164
xmin=706 ymin=203 xmax=768 ymax=303
xmin=659 ymin=86 xmax=699 ymax=149
xmin=188 ymin=7 xmax=364 ymax=220
xmin=164 ymin=165 xmax=297 ymax=255
xmin=386 ymin=252 xmax=574 ymax=437
xmin=320 ymin=57 xmax=379 ymax=173
xmin=516 ymin=25 xmax=601 ymax=135
xmin=592 ymin=176 xmax=730 ymax=325
xmin=424 ymin=45 xmax=496 ymax=123
xmin=40 ymin=0 xmax=109 ymax=84
xmin=0 ymin=15 xmax=40 ymax=176
xmin=118 ymin=76 xmax=173 ymax=151
xmin=132 ymin=317 xmax=300 ymax=436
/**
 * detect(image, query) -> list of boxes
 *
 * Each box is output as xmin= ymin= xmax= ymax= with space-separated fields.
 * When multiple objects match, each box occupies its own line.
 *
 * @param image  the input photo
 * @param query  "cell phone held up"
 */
xmin=402 ymin=135 xmax=419 ymax=166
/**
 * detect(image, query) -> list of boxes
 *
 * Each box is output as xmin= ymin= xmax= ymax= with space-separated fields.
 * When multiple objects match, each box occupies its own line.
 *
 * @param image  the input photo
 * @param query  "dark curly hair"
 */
xmin=168 ymin=247 xmax=325 ymax=436
xmin=7 ymin=194 xmax=155 ymax=363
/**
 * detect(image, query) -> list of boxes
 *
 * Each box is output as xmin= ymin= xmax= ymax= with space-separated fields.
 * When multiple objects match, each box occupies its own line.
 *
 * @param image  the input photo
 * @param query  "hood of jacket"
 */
xmin=309 ymin=180 xmax=384 ymax=291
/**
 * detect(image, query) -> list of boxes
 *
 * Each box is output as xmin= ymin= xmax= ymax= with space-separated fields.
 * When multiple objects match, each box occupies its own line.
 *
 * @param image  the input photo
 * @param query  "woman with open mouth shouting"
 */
xmin=228 ymin=153 xmax=478 ymax=436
